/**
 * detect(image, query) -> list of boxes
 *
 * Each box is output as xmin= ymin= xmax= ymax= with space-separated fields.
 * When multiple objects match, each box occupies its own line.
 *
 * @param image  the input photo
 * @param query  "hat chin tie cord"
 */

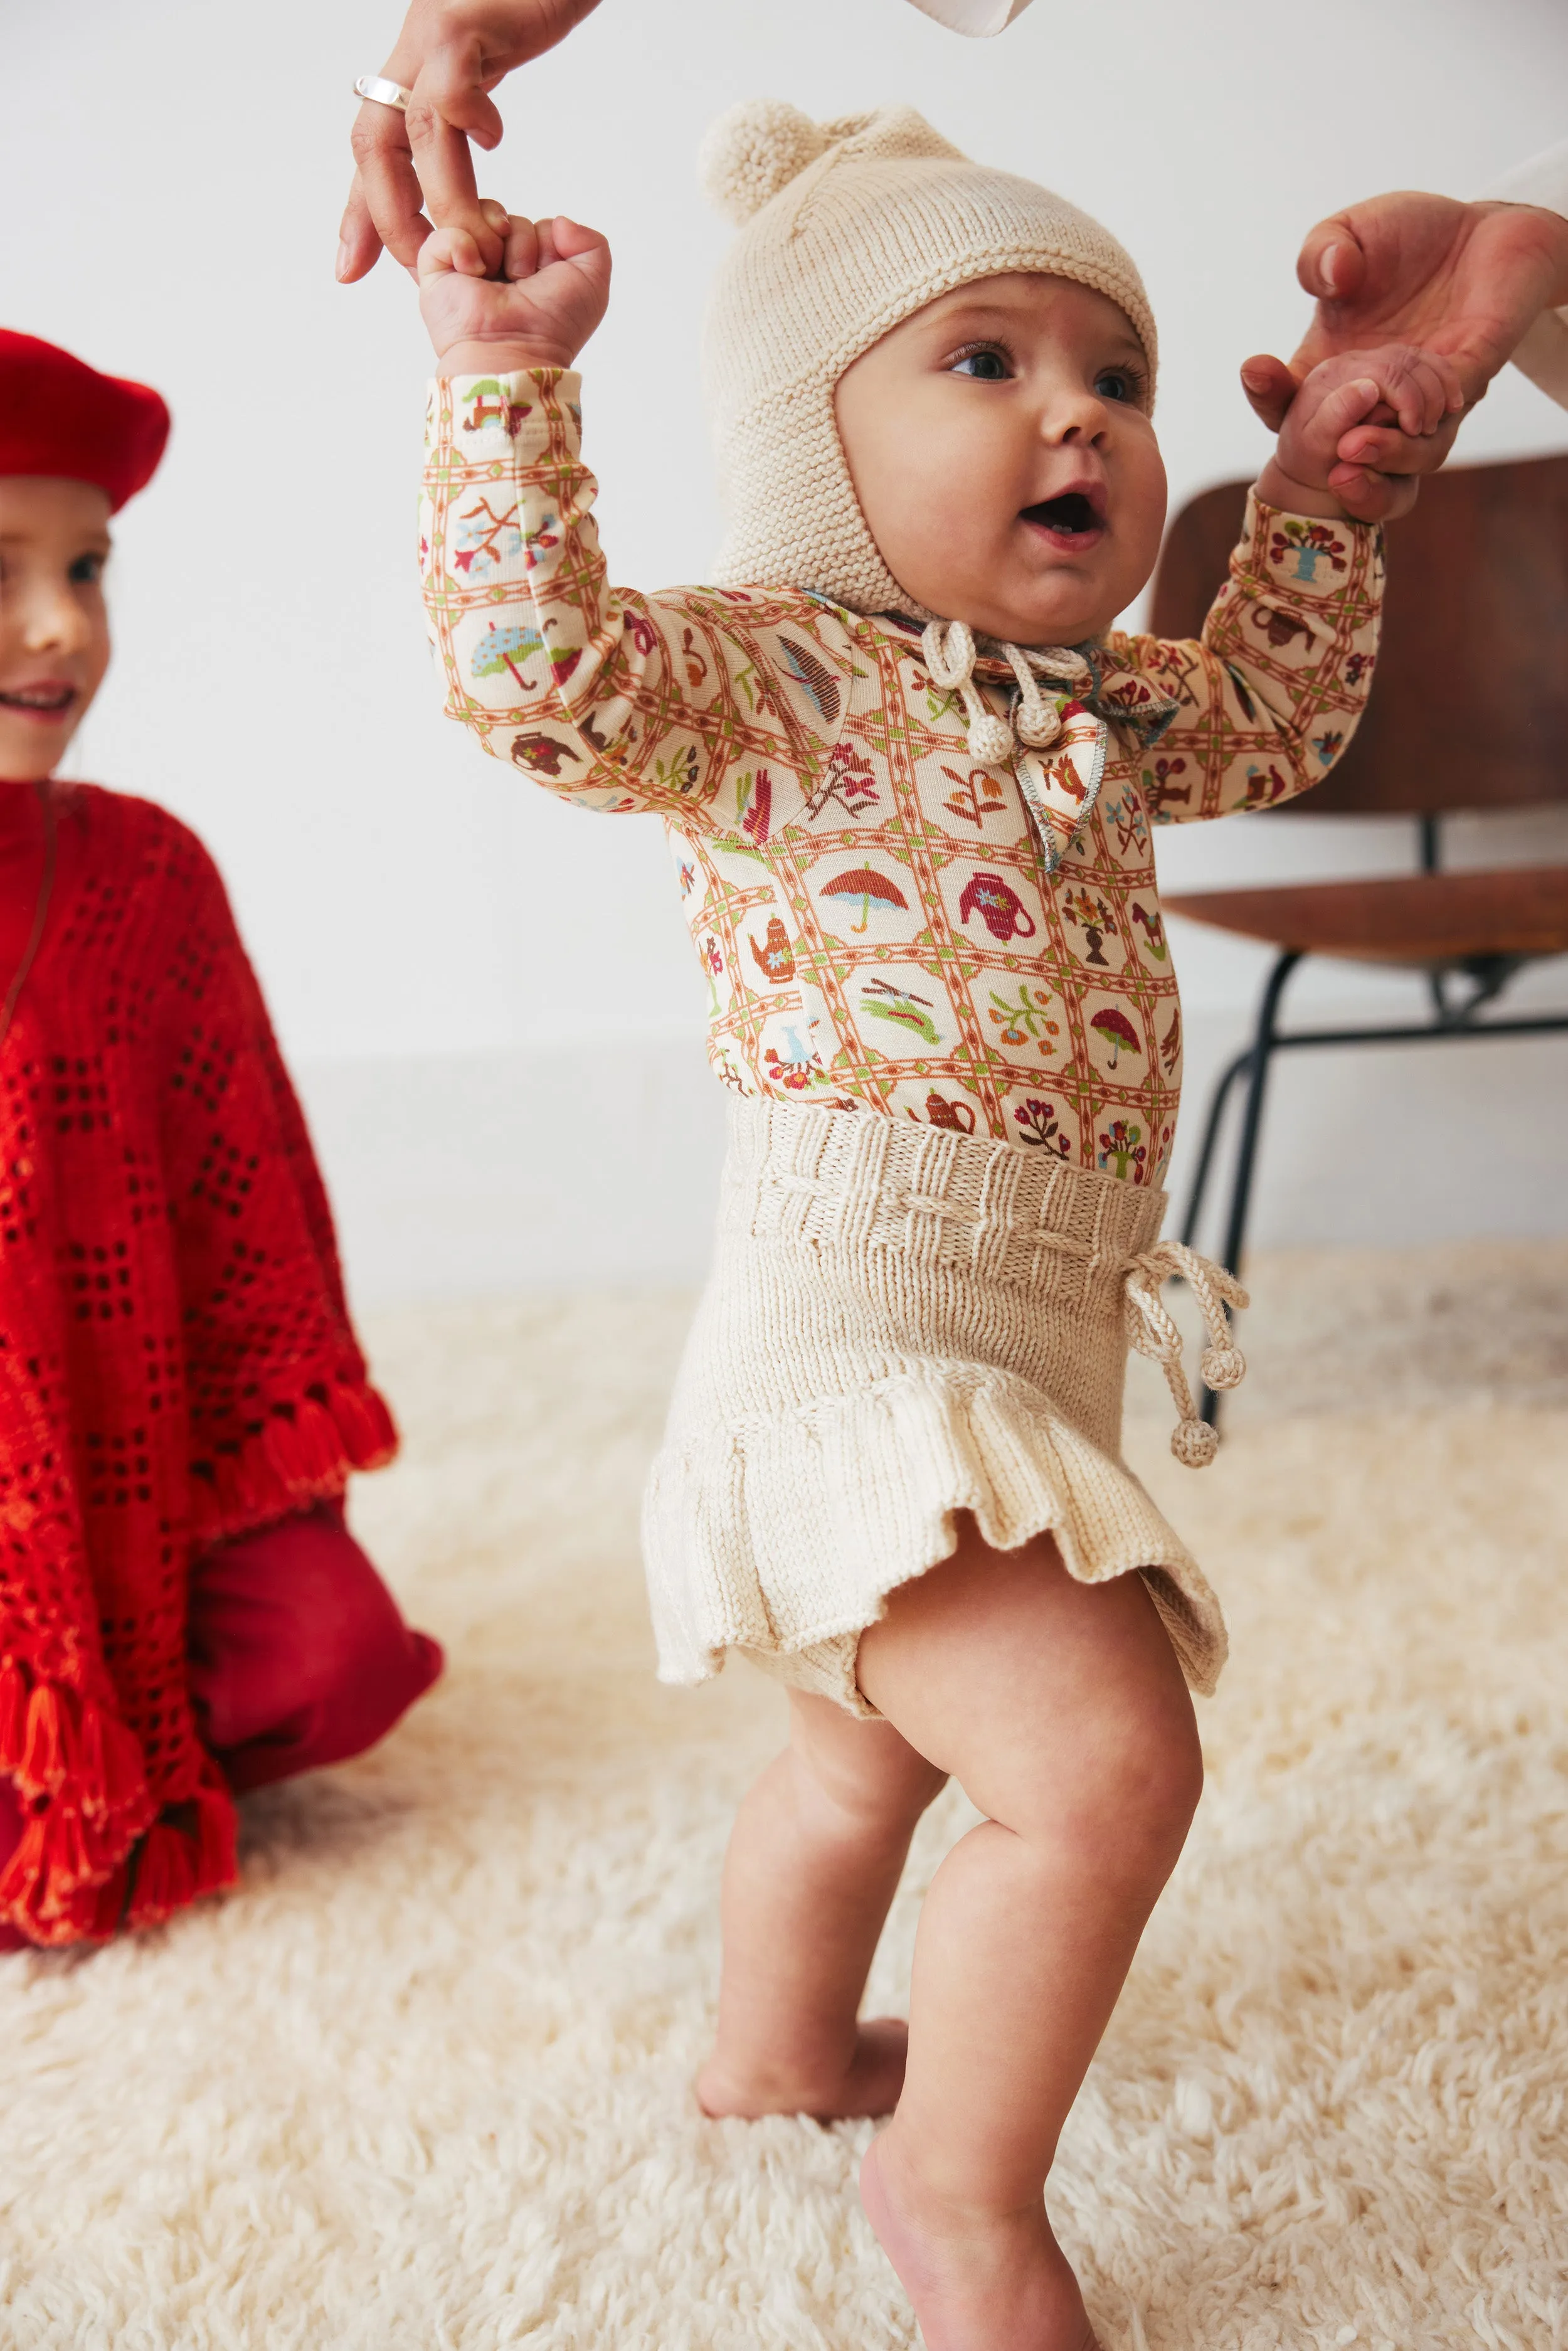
xmin=920 ymin=620 xmax=1092 ymax=767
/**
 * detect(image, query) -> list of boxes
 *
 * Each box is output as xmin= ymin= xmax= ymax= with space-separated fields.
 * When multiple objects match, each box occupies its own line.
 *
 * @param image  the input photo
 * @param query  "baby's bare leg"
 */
xmin=697 ymin=1687 xmax=947 ymax=2120
xmin=856 ymin=1520 xmax=1202 ymax=2351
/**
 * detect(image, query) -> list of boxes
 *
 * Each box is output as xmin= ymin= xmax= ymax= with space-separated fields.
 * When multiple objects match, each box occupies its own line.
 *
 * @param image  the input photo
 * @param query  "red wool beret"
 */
xmin=0 ymin=328 xmax=170 ymax=512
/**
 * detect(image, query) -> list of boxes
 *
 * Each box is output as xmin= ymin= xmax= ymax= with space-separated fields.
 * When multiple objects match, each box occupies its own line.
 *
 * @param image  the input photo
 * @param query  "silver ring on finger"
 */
xmin=353 ymin=74 xmax=413 ymax=111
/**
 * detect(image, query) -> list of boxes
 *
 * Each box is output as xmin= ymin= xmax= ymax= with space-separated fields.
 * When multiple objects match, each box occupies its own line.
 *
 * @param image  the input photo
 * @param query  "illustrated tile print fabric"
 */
xmin=420 ymin=371 xmax=1382 ymax=1186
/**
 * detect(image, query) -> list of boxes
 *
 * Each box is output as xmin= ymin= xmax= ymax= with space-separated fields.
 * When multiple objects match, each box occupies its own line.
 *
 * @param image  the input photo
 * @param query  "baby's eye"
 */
xmin=1094 ymin=368 xmax=1138 ymax=404
xmin=69 ymin=552 xmax=106 ymax=586
xmin=951 ymin=348 xmax=1011 ymax=382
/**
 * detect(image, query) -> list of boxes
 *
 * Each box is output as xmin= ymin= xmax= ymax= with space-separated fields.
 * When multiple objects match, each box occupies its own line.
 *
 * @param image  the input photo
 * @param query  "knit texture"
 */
xmin=699 ymin=101 xmax=1158 ymax=618
xmin=0 ymin=785 xmax=396 ymax=1946
xmin=642 ymin=1095 xmax=1227 ymax=1715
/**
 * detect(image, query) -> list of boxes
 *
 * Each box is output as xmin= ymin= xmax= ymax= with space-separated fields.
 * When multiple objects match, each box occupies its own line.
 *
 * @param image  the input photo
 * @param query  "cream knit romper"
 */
xmin=418 ymin=358 xmax=1383 ymax=1717
xmin=644 ymin=1095 xmax=1241 ymax=1715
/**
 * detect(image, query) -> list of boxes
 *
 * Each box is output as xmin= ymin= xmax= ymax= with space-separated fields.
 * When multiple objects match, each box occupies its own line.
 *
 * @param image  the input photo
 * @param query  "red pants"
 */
xmin=0 ymin=1505 xmax=442 ymax=1948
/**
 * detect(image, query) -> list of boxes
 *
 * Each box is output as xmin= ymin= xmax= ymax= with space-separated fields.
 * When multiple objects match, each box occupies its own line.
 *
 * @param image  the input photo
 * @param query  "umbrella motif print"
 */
xmin=472 ymin=622 xmax=545 ymax=690
xmin=822 ymin=866 xmax=910 ymax=935
xmin=1089 ymin=1007 xmax=1142 ymax=1069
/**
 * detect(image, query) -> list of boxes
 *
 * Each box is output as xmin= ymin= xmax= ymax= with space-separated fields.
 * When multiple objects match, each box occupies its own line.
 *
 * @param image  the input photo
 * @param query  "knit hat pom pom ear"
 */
xmin=701 ymin=100 xmax=832 ymax=224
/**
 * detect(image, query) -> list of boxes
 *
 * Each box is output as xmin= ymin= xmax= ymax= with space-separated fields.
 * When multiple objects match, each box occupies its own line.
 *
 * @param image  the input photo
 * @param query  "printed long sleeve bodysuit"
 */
xmin=420 ymin=369 xmax=1382 ymax=1186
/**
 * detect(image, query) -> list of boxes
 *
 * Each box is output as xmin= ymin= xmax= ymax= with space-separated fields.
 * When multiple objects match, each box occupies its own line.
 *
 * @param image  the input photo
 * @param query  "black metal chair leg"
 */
xmin=1200 ymin=949 xmax=1302 ymax=1430
xmin=1179 ymin=1044 xmax=1253 ymax=1251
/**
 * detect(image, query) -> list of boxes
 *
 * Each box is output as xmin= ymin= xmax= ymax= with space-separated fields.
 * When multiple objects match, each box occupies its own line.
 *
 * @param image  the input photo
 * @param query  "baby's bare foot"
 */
xmin=696 ymin=2016 xmax=909 ymax=2121
xmin=860 ymin=2129 xmax=1101 ymax=2351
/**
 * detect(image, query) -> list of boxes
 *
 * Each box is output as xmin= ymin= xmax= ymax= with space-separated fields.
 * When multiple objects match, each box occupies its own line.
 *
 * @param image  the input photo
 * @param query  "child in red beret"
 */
xmin=0 ymin=330 xmax=442 ymax=1950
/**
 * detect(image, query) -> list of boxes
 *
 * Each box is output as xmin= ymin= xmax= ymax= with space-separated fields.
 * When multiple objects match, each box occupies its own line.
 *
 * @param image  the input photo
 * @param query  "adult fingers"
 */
xmin=405 ymin=92 xmax=502 ymax=270
xmin=347 ymin=103 xmax=433 ymax=273
xmin=411 ymin=34 xmax=506 ymax=149
xmin=1239 ymin=353 xmax=1299 ymax=433
xmin=337 ymin=172 xmax=386 ymax=284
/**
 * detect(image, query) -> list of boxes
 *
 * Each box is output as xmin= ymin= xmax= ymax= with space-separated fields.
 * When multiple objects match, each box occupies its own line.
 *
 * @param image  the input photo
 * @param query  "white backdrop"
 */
xmin=4 ymin=0 xmax=1567 ymax=1300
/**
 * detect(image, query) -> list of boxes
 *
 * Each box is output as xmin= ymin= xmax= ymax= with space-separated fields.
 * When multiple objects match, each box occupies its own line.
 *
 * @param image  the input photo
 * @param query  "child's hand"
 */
xmin=1254 ymin=343 xmax=1465 ymax=523
xmin=418 ymin=206 xmax=612 ymax=376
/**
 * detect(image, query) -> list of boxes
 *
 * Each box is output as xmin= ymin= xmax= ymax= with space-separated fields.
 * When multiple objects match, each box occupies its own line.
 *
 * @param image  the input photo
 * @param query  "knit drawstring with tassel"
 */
xmin=1121 ymin=1241 xmax=1249 ymax=1468
xmin=921 ymin=620 xmax=1091 ymax=766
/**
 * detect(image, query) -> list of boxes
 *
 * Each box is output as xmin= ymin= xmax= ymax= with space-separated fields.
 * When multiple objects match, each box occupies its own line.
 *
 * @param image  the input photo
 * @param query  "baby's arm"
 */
xmin=1103 ymin=344 xmax=1457 ymax=824
xmin=417 ymin=211 xmax=848 ymax=817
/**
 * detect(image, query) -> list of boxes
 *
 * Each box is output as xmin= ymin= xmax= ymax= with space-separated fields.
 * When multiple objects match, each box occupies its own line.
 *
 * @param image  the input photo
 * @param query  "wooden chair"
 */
xmin=1149 ymin=454 xmax=1568 ymax=1423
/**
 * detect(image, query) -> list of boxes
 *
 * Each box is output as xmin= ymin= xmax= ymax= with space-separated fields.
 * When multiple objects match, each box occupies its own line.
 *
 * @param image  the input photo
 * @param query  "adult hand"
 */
xmin=340 ymin=0 xmax=605 ymax=284
xmin=1239 ymin=194 xmax=1568 ymax=521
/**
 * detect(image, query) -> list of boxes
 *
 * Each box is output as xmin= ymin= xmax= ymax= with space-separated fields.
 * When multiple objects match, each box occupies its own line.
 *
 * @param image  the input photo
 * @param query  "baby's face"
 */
xmin=0 ymin=477 xmax=112 ymax=782
xmin=835 ymin=274 xmax=1165 ymax=645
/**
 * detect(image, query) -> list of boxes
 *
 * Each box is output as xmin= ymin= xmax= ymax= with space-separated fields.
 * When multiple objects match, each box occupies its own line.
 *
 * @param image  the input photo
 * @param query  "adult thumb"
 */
xmin=1297 ymin=216 xmax=1366 ymax=304
xmin=1239 ymin=353 xmax=1298 ymax=433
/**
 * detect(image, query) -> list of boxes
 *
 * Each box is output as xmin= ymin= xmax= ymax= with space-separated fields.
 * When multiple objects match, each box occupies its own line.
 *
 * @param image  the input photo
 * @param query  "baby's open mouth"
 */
xmin=0 ymin=685 xmax=75 ymax=716
xmin=1020 ymin=491 xmax=1104 ymax=541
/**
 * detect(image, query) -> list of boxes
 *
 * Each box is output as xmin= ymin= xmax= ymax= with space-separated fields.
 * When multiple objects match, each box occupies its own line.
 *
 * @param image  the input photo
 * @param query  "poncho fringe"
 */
xmin=0 ymin=783 xmax=398 ymax=1947
xmin=1 ymin=1375 xmax=395 ymax=1944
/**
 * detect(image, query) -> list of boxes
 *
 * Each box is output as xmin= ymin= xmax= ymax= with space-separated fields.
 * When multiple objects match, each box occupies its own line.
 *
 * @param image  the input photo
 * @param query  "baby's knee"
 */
xmin=790 ymin=1702 xmax=947 ymax=1845
xmin=1012 ymin=1701 xmax=1202 ymax=1889
xmin=1073 ymin=1709 xmax=1202 ymax=1881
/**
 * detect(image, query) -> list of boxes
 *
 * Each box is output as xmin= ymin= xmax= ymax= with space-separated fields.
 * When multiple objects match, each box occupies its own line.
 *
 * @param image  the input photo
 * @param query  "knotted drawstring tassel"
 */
xmin=923 ymin=621 xmax=1094 ymax=767
xmin=1004 ymin=642 xmax=1093 ymax=748
xmin=1123 ymin=1241 xmax=1249 ymax=1468
xmin=1002 ymin=644 xmax=1061 ymax=748
xmin=922 ymin=620 xmax=1014 ymax=765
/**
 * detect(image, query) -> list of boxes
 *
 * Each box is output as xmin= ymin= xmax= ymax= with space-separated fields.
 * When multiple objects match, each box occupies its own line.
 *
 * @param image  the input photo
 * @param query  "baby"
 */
xmin=411 ymin=105 xmax=1456 ymax=2351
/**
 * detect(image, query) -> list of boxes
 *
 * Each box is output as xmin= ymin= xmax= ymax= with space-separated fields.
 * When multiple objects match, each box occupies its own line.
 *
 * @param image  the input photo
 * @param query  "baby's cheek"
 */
xmin=1118 ymin=460 xmax=1167 ymax=599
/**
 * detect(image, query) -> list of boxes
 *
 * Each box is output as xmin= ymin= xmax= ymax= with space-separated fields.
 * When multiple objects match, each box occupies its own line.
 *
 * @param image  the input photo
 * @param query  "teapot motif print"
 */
xmin=420 ymin=371 xmax=1382 ymax=1187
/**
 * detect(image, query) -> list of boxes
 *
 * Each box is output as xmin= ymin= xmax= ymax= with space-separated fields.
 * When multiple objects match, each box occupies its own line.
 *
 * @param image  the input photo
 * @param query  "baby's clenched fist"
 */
xmin=418 ymin=207 xmax=612 ymax=378
xmin=1256 ymin=342 xmax=1464 ymax=523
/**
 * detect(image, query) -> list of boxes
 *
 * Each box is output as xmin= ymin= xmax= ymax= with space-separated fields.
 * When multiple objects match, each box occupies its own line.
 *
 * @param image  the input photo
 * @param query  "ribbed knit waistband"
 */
xmin=724 ymin=1095 xmax=1165 ymax=1292
xmin=722 ymin=1096 xmax=1247 ymax=1467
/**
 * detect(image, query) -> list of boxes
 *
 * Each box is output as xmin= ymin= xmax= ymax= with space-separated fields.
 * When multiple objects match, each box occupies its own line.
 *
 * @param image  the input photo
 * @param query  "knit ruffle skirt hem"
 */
xmin=642 ymin=1096 xmax=1227 ymax=1720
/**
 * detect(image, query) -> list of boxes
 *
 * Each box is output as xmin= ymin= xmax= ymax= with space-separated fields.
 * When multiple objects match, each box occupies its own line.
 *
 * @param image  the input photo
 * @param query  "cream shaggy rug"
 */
xmin=4 ymin=1243 xmax=1567 ymax=2351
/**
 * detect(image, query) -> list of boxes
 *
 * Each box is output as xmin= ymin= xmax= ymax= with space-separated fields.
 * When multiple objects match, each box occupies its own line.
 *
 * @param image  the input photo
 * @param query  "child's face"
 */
xmin=0 ymin=477 xmax=112 ymax=782
xmin=834 ymin=274 xmax=1166 ymax=645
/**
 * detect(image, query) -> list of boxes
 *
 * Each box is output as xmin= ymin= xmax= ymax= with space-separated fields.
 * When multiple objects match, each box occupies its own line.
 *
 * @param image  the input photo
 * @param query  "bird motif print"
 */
xmin=421 ymin=369 xmax=1383 ymax=1187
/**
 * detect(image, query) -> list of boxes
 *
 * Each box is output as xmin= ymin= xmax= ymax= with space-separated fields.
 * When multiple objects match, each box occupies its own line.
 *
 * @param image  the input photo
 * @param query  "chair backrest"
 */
xmin=1147 ymin=452 xmax=1568 ymax=814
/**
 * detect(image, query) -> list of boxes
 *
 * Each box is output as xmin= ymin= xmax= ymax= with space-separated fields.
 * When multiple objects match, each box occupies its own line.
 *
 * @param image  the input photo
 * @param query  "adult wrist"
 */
xmin=435 ymin=339 xmax=575 ymax=378
xmin=1254 ymin=456 xmax=1348 ymax=521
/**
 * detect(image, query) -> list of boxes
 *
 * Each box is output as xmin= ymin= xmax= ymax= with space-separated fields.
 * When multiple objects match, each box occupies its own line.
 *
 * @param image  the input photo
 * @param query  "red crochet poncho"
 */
xmin=0 ymin=782 xmax=396 ymax=1945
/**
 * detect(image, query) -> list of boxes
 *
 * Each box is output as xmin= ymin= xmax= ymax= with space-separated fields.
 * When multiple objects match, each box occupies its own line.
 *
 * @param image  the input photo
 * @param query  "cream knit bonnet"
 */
xmin=701 ymin=100 xmax=1157 ymax=625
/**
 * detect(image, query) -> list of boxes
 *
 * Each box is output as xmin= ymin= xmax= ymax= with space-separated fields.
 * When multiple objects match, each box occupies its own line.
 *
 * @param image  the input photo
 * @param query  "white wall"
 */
xmin=4 ymin=0 xmax=1567 ymax=1302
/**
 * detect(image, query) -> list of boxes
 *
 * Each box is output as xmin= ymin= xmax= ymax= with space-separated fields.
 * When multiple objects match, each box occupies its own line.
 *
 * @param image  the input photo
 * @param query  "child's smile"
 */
xmin=0 ymin=476 xmax=112 ymax=782
xmin=0 ymin=678 xmax=80 ymax=723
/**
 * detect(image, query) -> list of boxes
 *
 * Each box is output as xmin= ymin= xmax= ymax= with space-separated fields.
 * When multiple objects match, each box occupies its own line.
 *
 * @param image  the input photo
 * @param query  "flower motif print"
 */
xmin=420 ymin=369 xmax=1382 ymax=1174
